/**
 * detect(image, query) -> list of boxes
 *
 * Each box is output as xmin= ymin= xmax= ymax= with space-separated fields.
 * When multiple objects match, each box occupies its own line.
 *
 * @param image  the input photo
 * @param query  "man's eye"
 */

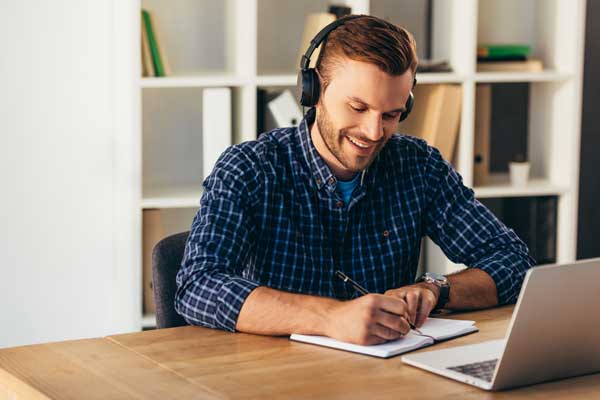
xmin=384 ymin=113 xmax=399 ymax=120
xmin=350 ymin=106 xmax=366 ymax=113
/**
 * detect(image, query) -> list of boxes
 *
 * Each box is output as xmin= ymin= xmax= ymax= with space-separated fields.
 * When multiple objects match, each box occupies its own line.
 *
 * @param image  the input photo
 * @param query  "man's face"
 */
xmin=311 ymin=58 xmax=414 ymax=180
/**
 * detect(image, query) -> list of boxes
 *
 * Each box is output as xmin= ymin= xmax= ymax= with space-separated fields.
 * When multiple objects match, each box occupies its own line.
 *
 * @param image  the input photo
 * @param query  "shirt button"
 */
xmin=316 ymin=178 xmax=322 ymax=185
xmin=383 ymin=230 xmax=390 ymax=237
xmin=328 ymin=177 xmax=335 ymax=185
xmin=336 ymin=200 xmax=344 ymax=208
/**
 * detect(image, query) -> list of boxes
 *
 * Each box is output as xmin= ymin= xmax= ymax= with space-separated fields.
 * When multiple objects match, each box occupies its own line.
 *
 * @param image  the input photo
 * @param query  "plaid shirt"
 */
xmin=175 ymin=108 xmax=535 ymax=332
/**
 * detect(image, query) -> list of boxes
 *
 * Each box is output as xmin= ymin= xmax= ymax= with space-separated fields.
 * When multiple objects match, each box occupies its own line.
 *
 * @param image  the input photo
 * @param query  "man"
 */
xmin=175 ymin=15 xmax=535 ymax=346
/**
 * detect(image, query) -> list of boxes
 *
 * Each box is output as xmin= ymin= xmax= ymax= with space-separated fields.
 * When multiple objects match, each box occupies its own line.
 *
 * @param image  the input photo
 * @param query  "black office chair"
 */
xmin=152 ymin=231 xmax=190 ymax=329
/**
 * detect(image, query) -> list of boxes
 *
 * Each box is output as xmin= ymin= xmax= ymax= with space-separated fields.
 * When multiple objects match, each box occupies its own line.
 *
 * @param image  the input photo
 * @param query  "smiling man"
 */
xmin=175 ymin=15 xmax=535 ymax=345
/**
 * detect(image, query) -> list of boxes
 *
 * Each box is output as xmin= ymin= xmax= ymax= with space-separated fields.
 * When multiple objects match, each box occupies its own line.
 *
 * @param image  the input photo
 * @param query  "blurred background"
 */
xmin=0 ymin=0 xmax=597 ymax=348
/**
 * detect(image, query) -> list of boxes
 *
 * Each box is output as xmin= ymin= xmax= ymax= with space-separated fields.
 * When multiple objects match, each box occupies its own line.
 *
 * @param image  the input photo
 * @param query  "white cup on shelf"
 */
xmin=509 ymin=161 xmax=530 ymax=187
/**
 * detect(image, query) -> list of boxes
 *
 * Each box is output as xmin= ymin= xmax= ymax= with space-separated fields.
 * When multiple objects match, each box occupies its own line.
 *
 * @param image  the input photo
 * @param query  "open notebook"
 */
xmin=290 ymin=318 xmax=478 ymax=358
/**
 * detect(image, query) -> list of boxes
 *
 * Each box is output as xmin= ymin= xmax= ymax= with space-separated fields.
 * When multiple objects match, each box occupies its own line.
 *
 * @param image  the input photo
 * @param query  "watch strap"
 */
xmin=418 ymin=273 xmax=450 ymax=310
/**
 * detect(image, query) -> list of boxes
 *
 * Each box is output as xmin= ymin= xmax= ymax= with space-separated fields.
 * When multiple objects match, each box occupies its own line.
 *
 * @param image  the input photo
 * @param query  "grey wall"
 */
xmin=577 ymin=0 xmax=600 ymax=259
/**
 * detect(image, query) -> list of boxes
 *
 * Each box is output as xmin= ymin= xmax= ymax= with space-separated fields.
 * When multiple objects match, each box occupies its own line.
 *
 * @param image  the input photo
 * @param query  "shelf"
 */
xmin=141 ymin=74 xmax=248 ymax=88
xmin=255 ymin=72 xmax=464 ymax=87
xmin=142 ymin=185 xmax=203 ymax=209
xmin=473 ymin=175 xmax=569 ymax=198
xmin=256 ymin=74 xmax=297 ymax=87
xmin=474 ymin=70 xmax=572 ymax=83
xmin=141 ymin=72 xmax=467 ymax=89
xmin=141 ymin=314 xmax=156 ymax=329
xmin=415 ymin=72 xmax=464 ymax=84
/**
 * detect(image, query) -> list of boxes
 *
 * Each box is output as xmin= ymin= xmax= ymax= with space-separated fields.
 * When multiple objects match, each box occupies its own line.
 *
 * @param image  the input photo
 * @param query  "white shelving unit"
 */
xmin=137 ymin=0 xmax=586 ymax=329
xmin=425 ymin=0 xmax=586 ymax=275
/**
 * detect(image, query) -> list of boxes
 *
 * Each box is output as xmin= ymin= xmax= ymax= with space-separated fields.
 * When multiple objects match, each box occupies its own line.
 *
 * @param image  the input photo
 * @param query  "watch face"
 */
xmin=426 ymin=272 xmax=448 ymax=285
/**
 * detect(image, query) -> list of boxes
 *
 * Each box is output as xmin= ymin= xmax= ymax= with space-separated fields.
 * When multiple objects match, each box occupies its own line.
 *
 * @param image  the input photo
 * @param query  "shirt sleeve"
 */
xmin=174 ymin=145 xmax=261 ymax=332
xmin=422 ymin=145 xmax=536 ymax=305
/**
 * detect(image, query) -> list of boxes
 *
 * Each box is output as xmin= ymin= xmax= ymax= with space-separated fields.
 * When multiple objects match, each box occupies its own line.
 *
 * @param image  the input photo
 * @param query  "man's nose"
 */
xmin=362 ymin=113 xmax=384 ymax=142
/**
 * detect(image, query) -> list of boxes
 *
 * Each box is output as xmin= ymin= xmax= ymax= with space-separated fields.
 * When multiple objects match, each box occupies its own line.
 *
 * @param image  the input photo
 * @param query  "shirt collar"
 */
xmin=296 ymin=107 xmax=379 ymax=191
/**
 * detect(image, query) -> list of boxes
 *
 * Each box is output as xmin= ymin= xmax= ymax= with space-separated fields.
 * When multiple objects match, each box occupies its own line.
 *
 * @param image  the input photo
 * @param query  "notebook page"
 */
xmin=290 ymin=332 xmax=432 ymax=358
xmin=419 ymin=318 xmax=477 ymax=341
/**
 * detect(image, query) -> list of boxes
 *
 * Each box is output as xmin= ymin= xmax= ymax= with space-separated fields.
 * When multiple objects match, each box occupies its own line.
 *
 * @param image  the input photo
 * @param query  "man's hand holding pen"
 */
xmin=326 ymin=271 xmax=438 ymax=346
xmin=325 ymin=294 xmax=412 ymax=346
xmin=384 ymin=283 xmax=440 ymax=328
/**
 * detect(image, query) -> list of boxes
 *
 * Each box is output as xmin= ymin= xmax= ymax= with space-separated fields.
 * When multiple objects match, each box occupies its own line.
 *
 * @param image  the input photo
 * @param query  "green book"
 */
xmin=142 ymin=9 xmax=165 ymax=77
xmin=477 ymin=44 xmax=531 ymax=59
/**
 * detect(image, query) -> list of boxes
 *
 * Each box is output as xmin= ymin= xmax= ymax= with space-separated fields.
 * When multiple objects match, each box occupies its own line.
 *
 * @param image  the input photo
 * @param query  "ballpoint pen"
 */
xmin=334 ymin=270 xmax=424 ymax=335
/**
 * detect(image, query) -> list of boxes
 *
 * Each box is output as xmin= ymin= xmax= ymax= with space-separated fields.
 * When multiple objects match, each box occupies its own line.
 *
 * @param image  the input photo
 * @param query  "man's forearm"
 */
xmin=236 ymin=286 xmax=340 ymax=336
xmin=444 ymin=268 xmax=498 ymax=310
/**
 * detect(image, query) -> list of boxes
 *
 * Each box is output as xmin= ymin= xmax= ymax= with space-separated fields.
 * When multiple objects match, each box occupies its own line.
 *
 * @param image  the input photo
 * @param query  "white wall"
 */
xmin=0 ymin=0 xmax=139 ymax=347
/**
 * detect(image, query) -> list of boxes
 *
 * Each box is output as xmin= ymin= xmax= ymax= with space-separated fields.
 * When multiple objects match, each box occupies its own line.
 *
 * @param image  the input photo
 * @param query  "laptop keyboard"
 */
xmin=447 ymin=359 xmax=498 ymax=382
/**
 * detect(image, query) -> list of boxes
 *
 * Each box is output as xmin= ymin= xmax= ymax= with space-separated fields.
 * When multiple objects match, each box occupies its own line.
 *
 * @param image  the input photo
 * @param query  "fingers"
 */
xmin=415 ymin=310 xmax=429 ymax=328
xmin=383 ymin=287 xmax=438 ymax=328
xmin=405 ymin=290 xmax=420 ymax=325
xmin=370 ymin=323 xmax=404 ymax=342
xmin=375 ymin=309 xmax=411 ymax=336
xmin=415 ymin=290 xmax=436 ymax=328
xmin=364 ymin=334 xmax=389 ymax=346
xmin=376 ymin=294 xmax=409 ymax=318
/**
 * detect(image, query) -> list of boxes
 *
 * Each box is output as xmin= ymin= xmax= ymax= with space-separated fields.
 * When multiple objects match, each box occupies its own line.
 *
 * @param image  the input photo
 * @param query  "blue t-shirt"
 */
xmin=337 ymin=173 xmax=361 ymax=204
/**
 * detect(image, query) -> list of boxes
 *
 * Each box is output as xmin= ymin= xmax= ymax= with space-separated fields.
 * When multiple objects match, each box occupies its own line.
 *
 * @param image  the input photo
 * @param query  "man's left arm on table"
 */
xmin=386 ymin=144 xmax=536 ymax=327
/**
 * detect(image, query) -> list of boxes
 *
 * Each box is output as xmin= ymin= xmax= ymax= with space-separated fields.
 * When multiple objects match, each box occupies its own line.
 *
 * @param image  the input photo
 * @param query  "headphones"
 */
xmin=296 ymin=15 xmax=416 ymax=122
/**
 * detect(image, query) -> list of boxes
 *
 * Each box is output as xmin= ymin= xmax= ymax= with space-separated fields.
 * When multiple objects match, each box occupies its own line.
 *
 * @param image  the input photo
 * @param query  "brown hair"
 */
xmin=315 ymin=15 xmax=418 ymax=92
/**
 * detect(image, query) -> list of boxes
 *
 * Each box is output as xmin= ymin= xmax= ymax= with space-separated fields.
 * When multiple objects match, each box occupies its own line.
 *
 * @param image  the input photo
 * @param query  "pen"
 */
xmin=334 ymin=270 xmax=424 ymax=335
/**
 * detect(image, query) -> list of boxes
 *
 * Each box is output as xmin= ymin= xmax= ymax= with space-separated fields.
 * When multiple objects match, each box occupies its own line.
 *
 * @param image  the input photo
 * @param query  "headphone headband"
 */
xmin=300 ymin=15 xmax=361 ymax=71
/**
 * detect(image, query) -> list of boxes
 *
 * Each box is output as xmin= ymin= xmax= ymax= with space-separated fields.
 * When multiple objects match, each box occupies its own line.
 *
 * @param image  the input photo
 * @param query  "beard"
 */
xmin=316 ymin=102 xmax=387 ymax=175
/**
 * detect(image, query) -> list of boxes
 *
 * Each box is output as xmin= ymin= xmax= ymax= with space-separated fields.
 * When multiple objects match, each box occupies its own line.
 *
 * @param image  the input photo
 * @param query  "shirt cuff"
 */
xmin=472 ymin=253 xmax=533 ymax=305
xmin=216 ymin=277 xmax=261 ymax=332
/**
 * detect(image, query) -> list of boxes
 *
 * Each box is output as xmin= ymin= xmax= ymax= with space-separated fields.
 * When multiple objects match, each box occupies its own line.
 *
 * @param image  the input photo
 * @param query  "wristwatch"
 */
xmin=417 ymin=272 xmax=450 ymax=310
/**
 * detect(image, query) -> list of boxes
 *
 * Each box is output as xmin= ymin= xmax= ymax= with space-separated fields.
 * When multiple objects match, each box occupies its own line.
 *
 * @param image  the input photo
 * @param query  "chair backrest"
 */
xmin=152 ymin=231 xmax=190 ymax=329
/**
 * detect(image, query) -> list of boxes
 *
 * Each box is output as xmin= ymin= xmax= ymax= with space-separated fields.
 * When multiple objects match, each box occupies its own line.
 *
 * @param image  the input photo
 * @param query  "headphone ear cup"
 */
xmin=400 ymin=91 xmax=414 ymax=122
xmin=298 ymin=68 xmax=320 ymax=107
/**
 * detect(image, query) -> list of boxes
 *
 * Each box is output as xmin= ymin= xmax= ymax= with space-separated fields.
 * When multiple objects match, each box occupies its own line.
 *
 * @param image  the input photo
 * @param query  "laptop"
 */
xmin=401 ymin=258 xmax=600 ymax=391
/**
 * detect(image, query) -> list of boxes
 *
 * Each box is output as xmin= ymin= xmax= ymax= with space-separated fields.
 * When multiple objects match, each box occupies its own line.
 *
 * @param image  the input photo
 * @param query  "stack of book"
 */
xmin=141 ymin=9 xmax=170 ymax=77
xmin=477 ymin=44 xmax=543 ymax=72
xmin=399 ymin=84 xmax=462 ymax=163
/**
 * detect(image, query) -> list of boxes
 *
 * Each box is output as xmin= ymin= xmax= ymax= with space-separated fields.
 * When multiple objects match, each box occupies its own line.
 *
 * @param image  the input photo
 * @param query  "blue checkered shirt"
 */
xmin=175 ymin=108 xmax=535 ymax=332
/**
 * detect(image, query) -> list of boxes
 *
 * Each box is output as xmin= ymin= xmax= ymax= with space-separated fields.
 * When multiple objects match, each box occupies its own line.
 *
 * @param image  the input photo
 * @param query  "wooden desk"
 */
xmin=1 ymin=306 xmax=599 ymax=399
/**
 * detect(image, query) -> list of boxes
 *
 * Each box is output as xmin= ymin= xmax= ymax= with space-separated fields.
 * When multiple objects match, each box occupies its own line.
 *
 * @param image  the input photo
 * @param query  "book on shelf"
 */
xmin=202 ymin=88 xmax=232 ymax=181
xmin=477 ymin=43 xmax=542 ymax=72
xmin=291 ymin=318 xmax=478 ymax=358
xmin=141 ymin=9 xmax=171 ymax=77
xmin=399 ymin=84 xmax=462 ymax=162
xmin=474 ymin=84 xmax=491 ymax=186
xmin=141 ymin=13 xmax=155 ymax=77
xmin=142 ymin=209 xmax=165 ymax=315
xmin=477 ymin=59 xmax=543 ymax=72
xmin=489 ymin=83 xmax=529 ymax=173
xmin=477 ymin=44 xmax=531 ymax=60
